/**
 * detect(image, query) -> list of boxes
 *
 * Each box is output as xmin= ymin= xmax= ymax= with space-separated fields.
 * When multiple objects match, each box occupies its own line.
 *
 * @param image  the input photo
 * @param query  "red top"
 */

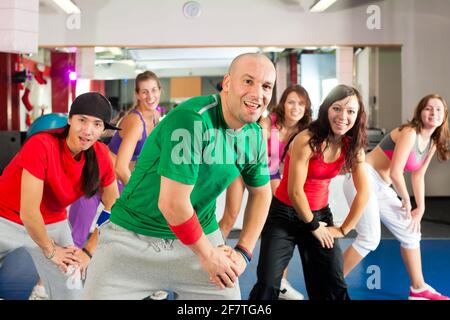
xmin=275 ymin=142 xmax=346 ymax=211
xmin=0 ymin=131 xmax=116 ymax=225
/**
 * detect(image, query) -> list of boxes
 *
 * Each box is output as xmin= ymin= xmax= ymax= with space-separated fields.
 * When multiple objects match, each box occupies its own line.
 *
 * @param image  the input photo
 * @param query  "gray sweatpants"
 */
xmin=82 ymin=221 xmax=241 ymax=300
xmin=0 ymin=217 xmax=82 ymax=300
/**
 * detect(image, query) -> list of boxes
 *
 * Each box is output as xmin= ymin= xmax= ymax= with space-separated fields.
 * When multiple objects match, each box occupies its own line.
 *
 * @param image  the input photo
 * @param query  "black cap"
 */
xmin=69 ymin=92 xmax=121 ymax=130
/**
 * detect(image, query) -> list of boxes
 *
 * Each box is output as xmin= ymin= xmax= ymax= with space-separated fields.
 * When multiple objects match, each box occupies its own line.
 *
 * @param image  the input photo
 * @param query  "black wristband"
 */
xmin=234 ymin=245 xmax=252 ymax=263
xmin=82 ymin=247 xmax=92 ymax=259
xmin=305 ymin=215 xmax=320 ymax=231
xmin=235 ymin=249 xmax=250 ymax=264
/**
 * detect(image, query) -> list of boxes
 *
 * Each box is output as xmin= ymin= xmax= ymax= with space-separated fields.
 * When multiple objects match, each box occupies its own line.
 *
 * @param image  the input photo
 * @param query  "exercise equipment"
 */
xmin=27 ymin=113 xmax=68 ymax=138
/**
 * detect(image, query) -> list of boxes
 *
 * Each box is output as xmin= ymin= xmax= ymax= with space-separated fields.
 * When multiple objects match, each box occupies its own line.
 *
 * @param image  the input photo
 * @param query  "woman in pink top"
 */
xmin=342 ymin=94 xmax=450 ymax=300
xmin=219 ymin=85 xmax=312 ymax=299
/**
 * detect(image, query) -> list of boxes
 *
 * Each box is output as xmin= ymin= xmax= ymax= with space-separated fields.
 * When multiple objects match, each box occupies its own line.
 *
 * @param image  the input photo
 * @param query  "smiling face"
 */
xmin=221 ymin=54 xmax=276 ymax=129
xmin=66 ymin=114 xmax=104 ymax=156
xmin=135 ymin=79 xmax=161 ymax=111
xmin=284 ymin=92 xmax=306 ymax=124
xmin=327 ymin=95 xmax=359 ymax=137
xmin=420 ymin=98 xmax=446 ymax=130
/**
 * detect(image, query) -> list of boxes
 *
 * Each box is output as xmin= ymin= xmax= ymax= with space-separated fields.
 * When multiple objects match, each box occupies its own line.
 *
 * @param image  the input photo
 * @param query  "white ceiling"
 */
xmin=40 ymin=0 xmax=383 ymax=79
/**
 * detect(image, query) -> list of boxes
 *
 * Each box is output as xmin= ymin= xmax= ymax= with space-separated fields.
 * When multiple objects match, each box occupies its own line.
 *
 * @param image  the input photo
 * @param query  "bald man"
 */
xmin=82 ymin=53 xmax=276 ymax=300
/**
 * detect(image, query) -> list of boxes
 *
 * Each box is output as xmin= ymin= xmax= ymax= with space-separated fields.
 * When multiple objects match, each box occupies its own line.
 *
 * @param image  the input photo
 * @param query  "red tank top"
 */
xmin=275 ymin=142 xmax=346 ymax=211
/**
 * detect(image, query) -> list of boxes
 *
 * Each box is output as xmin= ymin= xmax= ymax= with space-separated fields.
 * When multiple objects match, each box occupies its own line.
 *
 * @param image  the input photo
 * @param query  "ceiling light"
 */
xmin=109 ymin=47 xmax=123 ymax=56
xmin=95 ymin=47 xmax=108 ymax=53
xmin=95 ymin=59 xmax=135 ymax=65
xmin=310 ymin=0 xmax=337 ymax=13
xmin=124 ymin=60 xmax=135 ymax=66
xmin=261 ymin=47 xmax=285 ymax=53
xmin=52 ymin=0 xmax=80 ymax=14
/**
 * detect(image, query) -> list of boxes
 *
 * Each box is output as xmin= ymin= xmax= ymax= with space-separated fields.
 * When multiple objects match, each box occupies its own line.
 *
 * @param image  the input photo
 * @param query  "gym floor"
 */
xmin=233 ymin=218 xmax=450 ymax=300
xmin=1 ymin=218 xmax=449 ymax=300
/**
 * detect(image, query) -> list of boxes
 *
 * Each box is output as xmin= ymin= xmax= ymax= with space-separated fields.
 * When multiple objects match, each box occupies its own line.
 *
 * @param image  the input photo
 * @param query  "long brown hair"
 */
xmin=272 ymin=85 xmax=312 ymax=162
xmin=399 ymin=94 xmax=449 ymax=161
xmin=308 ymin=84 xmax=367 ymax=172
xmin=272 ymin=84 xmax=312 ymax=133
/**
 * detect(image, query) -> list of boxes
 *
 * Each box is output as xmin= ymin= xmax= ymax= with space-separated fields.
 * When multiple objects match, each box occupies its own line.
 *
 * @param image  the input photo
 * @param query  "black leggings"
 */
xmin=249 ymin=196 xmax=349 ymax=300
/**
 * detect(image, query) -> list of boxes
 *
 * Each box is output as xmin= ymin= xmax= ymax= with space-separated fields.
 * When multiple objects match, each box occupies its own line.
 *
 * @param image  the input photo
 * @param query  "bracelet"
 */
xmin=82 ymin=247 xmax=92 ymax=259
xmin=305 ymin=215 xmax=320 ymax=231
xmin=45 ymin=240 xmax=56 ymax=260
xmin=234 ymin=244 xmax=253 ymax=263
xmin=235 ymin=250 xmax=250 ymax=264
xmin=340 ymin=226 xmax=346 ymax=236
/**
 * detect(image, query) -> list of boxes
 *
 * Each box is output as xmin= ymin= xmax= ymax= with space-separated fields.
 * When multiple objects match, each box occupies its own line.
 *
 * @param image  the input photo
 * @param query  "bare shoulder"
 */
xmin=117 ymin=112 xmax=144 ymax=139
xmin=259 ymin=116 xmax=271 ymax=130
xmin=392 ymin=126 xmax=416 ymax=141
xmin=295 ymin=129 xmax=312 ymax=144
xmin=258 ymin=116 xmax=271 ymax=139
xmin=388 ymin=126 xmax=417 ymax=156
xmin=120 ymin=112 xmax=142 ymax=129
xmin=290 ymin=130 xmax=313 ymax=157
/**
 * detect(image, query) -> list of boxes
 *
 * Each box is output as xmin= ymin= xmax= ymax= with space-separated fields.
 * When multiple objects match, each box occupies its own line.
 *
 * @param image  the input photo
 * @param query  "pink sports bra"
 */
xmin=378 ymin=132 xmax=431 ymax=172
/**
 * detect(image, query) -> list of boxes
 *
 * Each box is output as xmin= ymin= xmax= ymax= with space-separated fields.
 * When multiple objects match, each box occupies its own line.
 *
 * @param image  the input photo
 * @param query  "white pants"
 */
xmin=0 ymin=217 xmax=82 ymax=300
xmin=342 ymin=163 xmax=421 ymax=257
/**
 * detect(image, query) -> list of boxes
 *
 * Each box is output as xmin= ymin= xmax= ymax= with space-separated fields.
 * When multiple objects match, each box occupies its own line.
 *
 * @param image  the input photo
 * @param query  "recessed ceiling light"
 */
xmin=261 ymin=47 xmax=285 ymax=53
xmin=310 ymin=0 xmax=337 ymax=13
xmin=52 ymin=0 xmax=80 ymax=14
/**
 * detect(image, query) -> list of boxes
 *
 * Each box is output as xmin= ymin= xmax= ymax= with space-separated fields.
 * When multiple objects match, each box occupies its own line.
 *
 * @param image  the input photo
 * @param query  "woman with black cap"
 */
xmin=0 ymin=92 xmax=120 ymax=300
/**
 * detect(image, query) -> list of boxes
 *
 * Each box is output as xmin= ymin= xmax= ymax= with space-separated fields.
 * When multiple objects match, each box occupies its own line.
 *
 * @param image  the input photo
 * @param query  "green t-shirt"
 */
xmin=110 ymin=94 xmax=269 ymax=238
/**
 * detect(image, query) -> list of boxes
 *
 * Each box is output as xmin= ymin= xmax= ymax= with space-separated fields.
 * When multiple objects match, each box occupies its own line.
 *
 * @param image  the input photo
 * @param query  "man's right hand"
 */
xmin=311 ymin=221 xmax=334 ymax=249
xmin=199 ymin=246 xmax=239 ymax=289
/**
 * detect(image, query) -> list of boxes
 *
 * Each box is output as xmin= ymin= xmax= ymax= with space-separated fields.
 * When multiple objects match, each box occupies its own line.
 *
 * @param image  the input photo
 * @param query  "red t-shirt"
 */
xmin=0 ymin=131 xmax=116 ymax=225
xmin=275 ymin=146 xmax=346 ymax=211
